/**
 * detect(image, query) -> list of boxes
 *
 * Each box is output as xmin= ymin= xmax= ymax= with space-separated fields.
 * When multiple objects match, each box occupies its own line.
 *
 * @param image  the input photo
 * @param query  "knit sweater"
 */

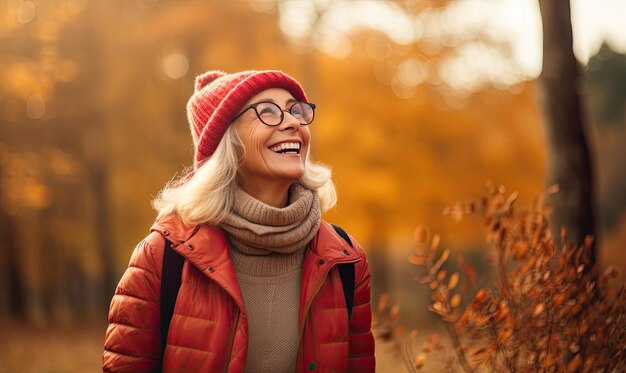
xmin=230 ymin=247 xmax=305 ymax=373
xmin=221 ymin=183 xmax=320 ymax=372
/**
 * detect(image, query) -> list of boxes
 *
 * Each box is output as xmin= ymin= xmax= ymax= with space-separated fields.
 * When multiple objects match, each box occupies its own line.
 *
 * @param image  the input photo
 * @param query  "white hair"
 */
xmin=152 ymin=125 xmax=337 ymax=226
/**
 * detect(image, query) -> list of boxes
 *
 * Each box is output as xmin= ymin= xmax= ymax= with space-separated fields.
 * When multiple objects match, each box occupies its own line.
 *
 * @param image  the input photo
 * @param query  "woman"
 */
xmin=103 ymin=70 xmax=375 ymax=372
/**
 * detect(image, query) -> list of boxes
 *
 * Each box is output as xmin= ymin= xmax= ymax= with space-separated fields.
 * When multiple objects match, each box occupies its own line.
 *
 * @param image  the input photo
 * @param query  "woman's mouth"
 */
xmin=268 ymin=142 xmax=301 ymax=155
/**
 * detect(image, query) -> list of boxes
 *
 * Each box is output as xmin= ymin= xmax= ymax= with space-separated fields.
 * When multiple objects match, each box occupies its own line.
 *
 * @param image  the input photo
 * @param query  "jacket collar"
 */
xmin=309 ymin=221 xmax=360 ymax=263
xmin=150 ymin=214 xmax=199 ymax=244
xmin=150 ymin=214 xmax=358 ymax=264
xmin=150 ymin=214 xmax=361 ymax=315
xmin=151 ymin=215 xmax=245 ymax=311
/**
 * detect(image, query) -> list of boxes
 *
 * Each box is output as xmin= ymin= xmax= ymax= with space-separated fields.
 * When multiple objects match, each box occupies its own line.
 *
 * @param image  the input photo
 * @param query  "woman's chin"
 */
xmin=271 ymin=168 xmax=305 ymax=183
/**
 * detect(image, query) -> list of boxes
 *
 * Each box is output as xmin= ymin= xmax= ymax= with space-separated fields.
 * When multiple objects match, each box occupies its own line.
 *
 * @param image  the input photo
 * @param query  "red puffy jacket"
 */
xmin=103 ymin=215 xmax=375 ymax=372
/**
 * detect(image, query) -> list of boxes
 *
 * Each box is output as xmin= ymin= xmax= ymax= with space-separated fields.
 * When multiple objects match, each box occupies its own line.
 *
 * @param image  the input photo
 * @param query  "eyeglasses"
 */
xmin=231 ymin=101 xmax=316 ymax=126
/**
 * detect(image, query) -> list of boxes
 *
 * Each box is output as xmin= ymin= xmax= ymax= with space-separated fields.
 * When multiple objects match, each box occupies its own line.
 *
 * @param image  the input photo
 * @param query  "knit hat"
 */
xmin=186 ymin=70 xmax=308 ymax=168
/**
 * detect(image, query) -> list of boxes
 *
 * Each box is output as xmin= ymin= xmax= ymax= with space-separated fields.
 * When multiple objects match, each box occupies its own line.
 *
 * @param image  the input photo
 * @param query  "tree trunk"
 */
xmin=81 ymin=1 xmax=117 ymax=312
xmin=537 ymin=0 xmax=596 ymax=267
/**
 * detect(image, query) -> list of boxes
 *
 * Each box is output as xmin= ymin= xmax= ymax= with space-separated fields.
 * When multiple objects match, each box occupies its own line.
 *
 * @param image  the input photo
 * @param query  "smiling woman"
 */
xmin=235 ymin=89 xmax=314 ymax=208
xmin=102 ymin=70 xmax=375 ymax=372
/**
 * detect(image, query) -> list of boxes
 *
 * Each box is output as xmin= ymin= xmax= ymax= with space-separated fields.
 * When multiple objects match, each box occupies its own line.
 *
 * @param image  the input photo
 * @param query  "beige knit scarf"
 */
xmin=220 ymin=183 xmax=321 ymax=255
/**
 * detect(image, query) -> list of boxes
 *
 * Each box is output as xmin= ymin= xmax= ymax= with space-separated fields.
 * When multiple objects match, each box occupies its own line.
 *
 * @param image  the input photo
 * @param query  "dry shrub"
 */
xmin=373 ymin=292 xmax=448 ymax=372
xmin=407 ymin=182 xmax=626 ymax=372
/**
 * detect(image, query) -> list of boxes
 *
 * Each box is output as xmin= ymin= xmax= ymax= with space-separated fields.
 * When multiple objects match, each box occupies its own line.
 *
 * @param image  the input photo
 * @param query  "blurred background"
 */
xmin=1 ymin=0 xmax=625 ymax=371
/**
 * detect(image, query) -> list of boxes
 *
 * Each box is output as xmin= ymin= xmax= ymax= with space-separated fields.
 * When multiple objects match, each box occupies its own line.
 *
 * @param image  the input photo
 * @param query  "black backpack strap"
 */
xmin=160 ymin=239 xmax=184 ymax=369
xmin=331 ymin=223 xmax=352 ymax=247
xmin=331 ymin=224 xmax=356 ymax=322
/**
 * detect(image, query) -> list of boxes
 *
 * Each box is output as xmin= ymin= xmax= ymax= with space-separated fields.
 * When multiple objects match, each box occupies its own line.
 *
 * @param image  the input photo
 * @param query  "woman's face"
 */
xmin=234 ymin=88 xmax=311 ymax=189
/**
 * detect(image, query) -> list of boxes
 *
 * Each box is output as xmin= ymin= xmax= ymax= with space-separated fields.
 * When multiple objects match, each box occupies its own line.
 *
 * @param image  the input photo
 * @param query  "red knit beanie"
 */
xmin=186 ymin=70 xmax=308 ymax=169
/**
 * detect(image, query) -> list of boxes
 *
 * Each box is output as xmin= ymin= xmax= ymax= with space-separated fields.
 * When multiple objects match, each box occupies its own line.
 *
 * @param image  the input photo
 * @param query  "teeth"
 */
xmin=269 ymin=142 xmax=301 ymax=153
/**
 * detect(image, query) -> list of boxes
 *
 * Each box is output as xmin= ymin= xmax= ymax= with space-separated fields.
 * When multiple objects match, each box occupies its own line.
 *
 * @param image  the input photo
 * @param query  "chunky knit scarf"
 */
xmin=220 ymin=182 xmax=321 ymax=255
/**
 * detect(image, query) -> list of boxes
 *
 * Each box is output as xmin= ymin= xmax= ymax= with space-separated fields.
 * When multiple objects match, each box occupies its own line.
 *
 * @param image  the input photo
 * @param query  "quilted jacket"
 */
xmin=103 ymin=214 xmax=375 ymax=372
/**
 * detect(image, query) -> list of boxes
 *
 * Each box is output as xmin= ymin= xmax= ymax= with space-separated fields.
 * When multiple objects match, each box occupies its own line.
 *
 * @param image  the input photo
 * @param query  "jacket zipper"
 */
xmin=297 ymin=276 xmax=325 ymax=371
xmin=297 ymin=258 xmax=360 ymax=370
xmin=223 ymin=308 xmax=240 ymax=373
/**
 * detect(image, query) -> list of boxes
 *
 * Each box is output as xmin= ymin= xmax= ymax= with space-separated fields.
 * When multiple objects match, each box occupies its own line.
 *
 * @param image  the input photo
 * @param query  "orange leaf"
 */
xmin=414 ymin=226 xmax=428 ymax=243
xmin=552 ymin=293 xmax=566 ymax=308
xmin=433 ymin=249 xmax=450 ymax=270
xmin=430 ymin=234 xmax=441 ymax=250
xmin=437 ymin=269 xmax=446 ymax=282
xmin=450 ymin=294 xmax=461 ymax=308
xmin=513 ymin=241 xmax=529 ymax=260
xmin=378 ymin=293 xmax=388 ymax=313
xmin=415 ymin=353 xmax=426 ymax=369
xmin=475 ymin=289 xmax=488 ymax=302
xmin=409 ymin=256 xmax=425 ymax=265
xmin=390 ymin=305 xmax=400 ymax=321
xmin=566 ymin=354 xmax=582 ymax=373
xmin=448 ymin=273 xmax=460 ymax=290
xmin=431 ymin=301 xmax=445 ymax=314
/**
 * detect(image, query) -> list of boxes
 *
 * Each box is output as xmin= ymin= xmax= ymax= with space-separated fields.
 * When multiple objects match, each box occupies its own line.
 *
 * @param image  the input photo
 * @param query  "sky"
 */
xmin=273 ymin=0 xmax=626 ymax=92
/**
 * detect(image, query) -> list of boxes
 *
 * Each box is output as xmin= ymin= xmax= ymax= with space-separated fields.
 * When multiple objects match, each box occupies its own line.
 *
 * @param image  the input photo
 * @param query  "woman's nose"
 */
xmin=278 ymin=110 xmax=301 ymax=131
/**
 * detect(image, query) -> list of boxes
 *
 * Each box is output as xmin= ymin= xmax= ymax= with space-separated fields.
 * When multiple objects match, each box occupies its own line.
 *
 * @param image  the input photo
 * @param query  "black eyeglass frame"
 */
xmin=231 ymin=101 xmax=316 ymax=127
